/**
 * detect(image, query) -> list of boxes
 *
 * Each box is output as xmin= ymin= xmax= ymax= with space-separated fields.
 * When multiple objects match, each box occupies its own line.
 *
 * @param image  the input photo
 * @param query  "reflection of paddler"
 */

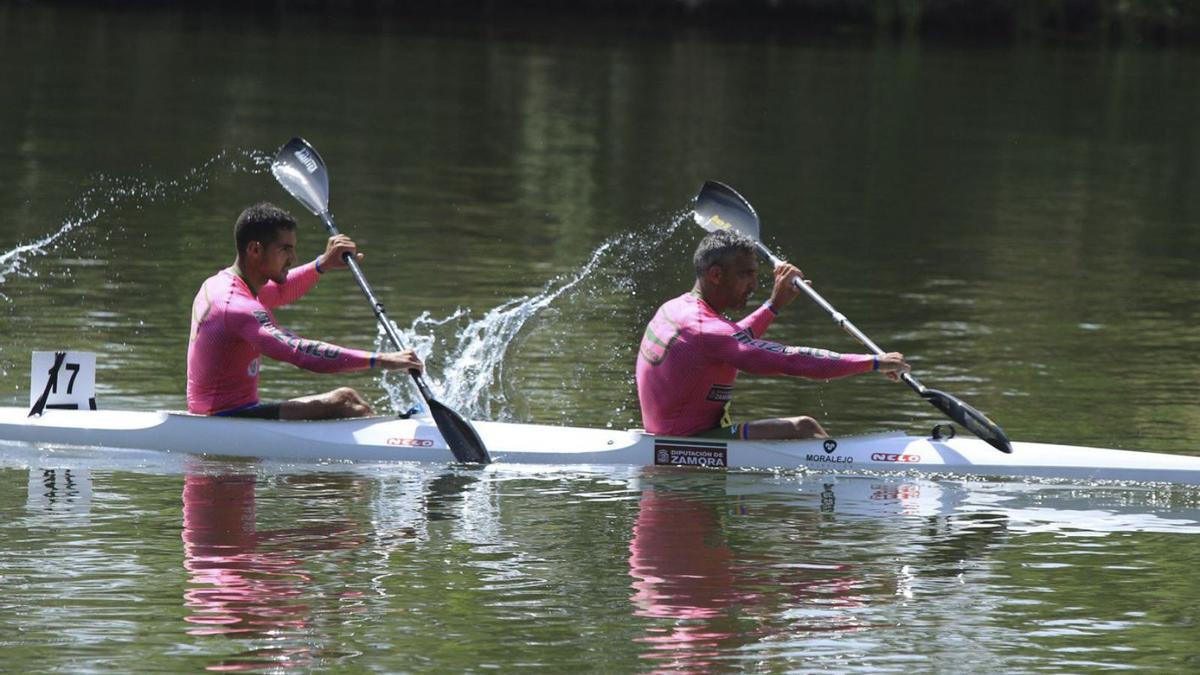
xmin=629 ymin=478 xmax=878 ymax=667
xmin=628 ymin=488 xmax=747 ymax=669
xmin=183 ymin=473 xmax=257 ymax=551
xmin=181 ymin=473 xmax=310 ymax=637
xmin=630 ymin=489 xmax=738 ymax=618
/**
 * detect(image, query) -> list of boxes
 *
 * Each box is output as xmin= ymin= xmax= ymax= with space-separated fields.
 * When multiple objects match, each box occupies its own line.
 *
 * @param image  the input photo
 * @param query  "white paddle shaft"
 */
xmin=755 ymin=242 xmax=927 ymax=396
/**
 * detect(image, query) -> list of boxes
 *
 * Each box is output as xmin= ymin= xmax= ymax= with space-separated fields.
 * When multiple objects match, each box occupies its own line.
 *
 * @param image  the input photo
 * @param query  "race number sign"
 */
xmin=29 ymin=351 xmax=97 ymax=413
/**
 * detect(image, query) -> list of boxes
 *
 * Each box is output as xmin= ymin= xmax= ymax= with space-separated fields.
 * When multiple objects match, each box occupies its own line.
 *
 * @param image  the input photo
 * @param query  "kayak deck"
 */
xmin=2 ymin=407 xmax=1200 ymax=485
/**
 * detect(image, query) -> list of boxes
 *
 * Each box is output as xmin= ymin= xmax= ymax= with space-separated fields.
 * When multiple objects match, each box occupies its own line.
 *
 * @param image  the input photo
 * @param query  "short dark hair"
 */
xmin=693 ymin=230 xmax=757 ymax=277
xmin=234 ymin=202 xmax=297 ymax=256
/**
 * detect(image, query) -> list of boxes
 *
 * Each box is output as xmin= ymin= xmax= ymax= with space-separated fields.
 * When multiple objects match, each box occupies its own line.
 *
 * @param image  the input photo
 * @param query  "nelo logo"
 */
xmin=387 ymin=438 xmax=434 ymax=447
xmin=871 ymin=453 xmax=920 ymax=463
xmin=823 ymin=439 xmax=838 ymax=454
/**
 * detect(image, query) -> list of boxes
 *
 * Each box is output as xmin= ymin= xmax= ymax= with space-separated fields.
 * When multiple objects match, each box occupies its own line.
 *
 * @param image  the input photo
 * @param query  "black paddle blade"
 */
xmin=271 ymin=137 xmax=330 ymax=216
xmin=922 ymin=388 xmax=1013 ymax=454
xmin=429 ymin=399 xmax=492 ymax=464
xmin=693 ymin=180 xmax=762 ymax=241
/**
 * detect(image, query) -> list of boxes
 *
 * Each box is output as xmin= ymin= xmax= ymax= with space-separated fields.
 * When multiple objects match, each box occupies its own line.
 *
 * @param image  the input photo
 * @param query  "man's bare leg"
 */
xmin=743 ymin=416 xmax=829 ymax=440
xmin=280 ymin=387 xmax=373 ymax=420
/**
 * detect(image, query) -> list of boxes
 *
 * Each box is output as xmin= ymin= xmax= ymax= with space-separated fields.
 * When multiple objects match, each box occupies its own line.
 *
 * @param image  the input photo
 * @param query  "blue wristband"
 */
xmin=764 ymin=302 xmax=779 ymax=316
xmin=873 ymin=356 xmax=879 ymax=371
xmin=314 ymin=257 xmax=324 ymax=274
xmin=370 ymin=351 xmax=378 ymax=368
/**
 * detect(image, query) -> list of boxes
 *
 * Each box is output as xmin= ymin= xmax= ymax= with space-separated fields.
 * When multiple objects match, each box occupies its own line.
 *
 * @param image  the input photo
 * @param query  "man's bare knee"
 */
xmin=283 ymin=388 xmax=372 ymax=420
xmin=791 ymin=416 xmax=828 ymax=439
xmin=745 ymin=416 xmax=828 ymax=440
xmin=332 ymin=387 xmax=371 ymax=417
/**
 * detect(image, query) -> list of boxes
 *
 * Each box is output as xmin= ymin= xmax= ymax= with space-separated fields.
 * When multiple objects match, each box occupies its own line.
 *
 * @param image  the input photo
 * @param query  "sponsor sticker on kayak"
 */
xmin=654 ymin=439 xmax=728 ymax=467
xmin=806 ymin=453 xmax=853 ymax=464
xmin=387 ymin=437 xmax=435 ymax=448
xmin=803 ymin=437 xmax=853 ymax=465
xmin=871 ymin=453 xmax=921 ymax=463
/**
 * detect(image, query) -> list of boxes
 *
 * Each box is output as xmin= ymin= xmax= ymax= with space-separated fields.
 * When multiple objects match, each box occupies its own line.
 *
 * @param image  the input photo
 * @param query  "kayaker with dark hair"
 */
xmin=636 ymin=229 xmax=910 ymax=439
xmin=186 ymin=202 xmax=423 ymax=420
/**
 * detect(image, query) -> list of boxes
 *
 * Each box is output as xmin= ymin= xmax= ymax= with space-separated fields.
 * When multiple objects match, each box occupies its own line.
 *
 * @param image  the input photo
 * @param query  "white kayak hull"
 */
xmin=2 ymin=407 xmax=1200 ymax=485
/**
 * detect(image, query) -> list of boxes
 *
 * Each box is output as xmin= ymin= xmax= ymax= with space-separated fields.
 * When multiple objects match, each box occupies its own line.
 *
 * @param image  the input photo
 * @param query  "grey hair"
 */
xmin=693 ymin=230 xmax=757 ymax=277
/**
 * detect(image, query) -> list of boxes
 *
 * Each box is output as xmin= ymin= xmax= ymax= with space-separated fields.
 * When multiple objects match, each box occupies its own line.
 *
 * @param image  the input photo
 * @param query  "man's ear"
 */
xmin=246 ymin=241 xmax=263 ymax=257
xmin=703 ymin=264 xmax=724 ymax=284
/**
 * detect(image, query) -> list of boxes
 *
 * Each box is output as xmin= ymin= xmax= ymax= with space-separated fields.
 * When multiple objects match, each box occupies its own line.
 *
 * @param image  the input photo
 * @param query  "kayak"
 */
xmin=3 ymin=406 xmax=1200 ymax=485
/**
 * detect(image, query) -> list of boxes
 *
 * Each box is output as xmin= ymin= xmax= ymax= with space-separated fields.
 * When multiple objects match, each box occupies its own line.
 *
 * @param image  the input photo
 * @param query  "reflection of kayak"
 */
xmin=702 ymin=473 xmax=1200 ymax=530
xmin=4 ymin=406 xmax=1200 ymax=484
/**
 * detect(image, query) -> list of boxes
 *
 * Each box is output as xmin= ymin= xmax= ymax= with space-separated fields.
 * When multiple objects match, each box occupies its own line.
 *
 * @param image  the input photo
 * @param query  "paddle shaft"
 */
xmin=754 ymin=242 xmax=928 ymax=397
xmin=317 ymin=211 xmax=436 ymax=402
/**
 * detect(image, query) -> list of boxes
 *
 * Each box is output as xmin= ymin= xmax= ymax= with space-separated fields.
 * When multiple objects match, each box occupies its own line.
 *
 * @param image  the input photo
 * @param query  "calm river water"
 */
xmin=2 ymin=4 xmax=1200 ymax=671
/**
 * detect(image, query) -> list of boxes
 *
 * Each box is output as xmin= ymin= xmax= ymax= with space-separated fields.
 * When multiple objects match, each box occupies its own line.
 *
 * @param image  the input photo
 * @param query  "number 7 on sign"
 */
xmin=28 ymin=351 xmax=97 ymax=416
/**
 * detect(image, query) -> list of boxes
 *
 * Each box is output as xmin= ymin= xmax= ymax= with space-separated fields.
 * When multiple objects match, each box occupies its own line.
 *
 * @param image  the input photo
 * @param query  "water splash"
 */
xmin=377 ymin=210 xmax=690 ymax=421
xmin=0 ymin=213 xmax=93 ymax=297
xmin=0 ymin=148 xmax=271 ymax=293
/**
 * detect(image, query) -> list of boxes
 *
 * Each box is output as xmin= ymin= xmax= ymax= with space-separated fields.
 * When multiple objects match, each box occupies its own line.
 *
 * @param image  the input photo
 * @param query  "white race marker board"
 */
xmin=29 ymin=351 xmax=96 ymax=411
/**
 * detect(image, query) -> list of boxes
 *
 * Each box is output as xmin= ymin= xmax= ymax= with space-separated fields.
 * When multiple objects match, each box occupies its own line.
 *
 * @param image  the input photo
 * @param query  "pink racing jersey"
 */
xmin=635 ymin=291 xmax=875 ymax=436
xmin=186 ymin=261 xmax=375 ymax=414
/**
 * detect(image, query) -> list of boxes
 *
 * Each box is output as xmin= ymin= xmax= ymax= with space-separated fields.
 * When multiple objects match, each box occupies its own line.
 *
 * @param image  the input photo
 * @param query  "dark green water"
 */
xmin=2 ymin=4 xmax=1200 ymax=671
xmin=5 ymin=458 xmax=1200 ymax=672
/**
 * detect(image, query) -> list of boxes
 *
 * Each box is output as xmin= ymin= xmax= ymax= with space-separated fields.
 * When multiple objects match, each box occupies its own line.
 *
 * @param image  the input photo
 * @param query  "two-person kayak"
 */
xmin=3 ymin=407 xmax=1200 ymax=485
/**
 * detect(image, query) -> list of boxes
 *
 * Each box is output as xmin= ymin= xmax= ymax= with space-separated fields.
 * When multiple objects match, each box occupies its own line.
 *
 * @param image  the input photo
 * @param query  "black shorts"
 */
xmin=213 ymin=402 xmax=283 ymax=420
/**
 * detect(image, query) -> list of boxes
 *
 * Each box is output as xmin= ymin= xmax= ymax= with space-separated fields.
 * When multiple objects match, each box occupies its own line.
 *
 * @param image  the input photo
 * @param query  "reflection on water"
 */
xmin=182 ymin=472 xmax=345 ymax=670
xmin=178 ymin=465 xmax=494 ymax=671
xmin=5 ymin=458 xmax=1200 ymax=670
xmin=624 ymin=471 xmax=1200 ymax=670
xmin=627 ymin=481 xmax=875 ymax=671
xmin=629 ymin=487 xmax=747 ymax=669
xmin=182 ymin=474 xmax=311 ymax=661
xmin=25 ymin=467 xmax=93 ymax=519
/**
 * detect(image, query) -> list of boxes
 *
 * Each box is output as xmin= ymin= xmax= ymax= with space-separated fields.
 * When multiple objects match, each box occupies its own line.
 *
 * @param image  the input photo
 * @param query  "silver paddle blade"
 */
xmin=271 ymin=137 xmax=330 ymax=216
xmin=693 ymin=180 xmax=762 ymax=241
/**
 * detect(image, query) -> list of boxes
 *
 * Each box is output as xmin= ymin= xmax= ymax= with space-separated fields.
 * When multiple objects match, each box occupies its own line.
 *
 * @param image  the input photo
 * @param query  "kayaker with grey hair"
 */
xmin=186 ymin=202 xmax=423 ymax=420
xmin=636 ymin=229 xmax=909 ymax=439
xmin=692 ymin=228 xmax=759 ymax=277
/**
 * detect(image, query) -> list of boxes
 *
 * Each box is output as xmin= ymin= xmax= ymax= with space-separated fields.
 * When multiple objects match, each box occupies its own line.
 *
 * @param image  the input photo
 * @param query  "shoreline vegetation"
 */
xmin=23 ymin=0 xmax=1200 ymax=45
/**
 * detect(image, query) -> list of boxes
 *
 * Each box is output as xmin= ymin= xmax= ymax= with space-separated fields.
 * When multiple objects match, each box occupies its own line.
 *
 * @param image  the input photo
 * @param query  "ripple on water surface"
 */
xmin=4 ymin=460 xmax=1200 ymax=671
